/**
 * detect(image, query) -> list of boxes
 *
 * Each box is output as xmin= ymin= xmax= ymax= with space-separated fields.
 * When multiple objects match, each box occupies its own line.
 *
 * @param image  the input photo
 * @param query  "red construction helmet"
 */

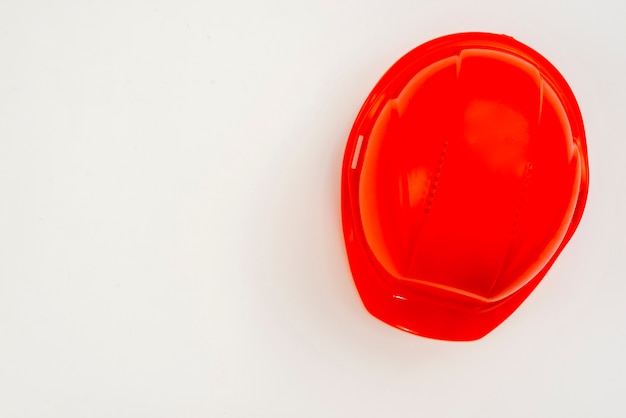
xmin=341 ymin=32 xmax=589 ymax=341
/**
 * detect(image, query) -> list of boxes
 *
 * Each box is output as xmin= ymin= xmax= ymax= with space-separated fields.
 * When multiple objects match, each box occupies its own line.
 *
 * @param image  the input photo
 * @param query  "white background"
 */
xmin=1 ymin=0 xmax=625 ymax=417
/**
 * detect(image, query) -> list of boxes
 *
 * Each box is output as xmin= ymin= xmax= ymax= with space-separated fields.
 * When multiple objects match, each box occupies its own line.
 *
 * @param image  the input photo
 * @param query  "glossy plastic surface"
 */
xmin=341 ymin=33 xmax=589 ymax=341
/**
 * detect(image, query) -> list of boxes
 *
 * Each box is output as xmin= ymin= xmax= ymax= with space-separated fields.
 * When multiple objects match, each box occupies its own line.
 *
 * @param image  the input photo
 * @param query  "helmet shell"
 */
xmin=341 ymin=32 xmax=589 ymax=341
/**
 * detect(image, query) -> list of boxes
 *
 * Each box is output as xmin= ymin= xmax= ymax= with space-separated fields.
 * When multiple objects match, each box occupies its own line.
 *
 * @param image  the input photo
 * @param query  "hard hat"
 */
xmin=341 ymin=32 xmax=589 ymax=341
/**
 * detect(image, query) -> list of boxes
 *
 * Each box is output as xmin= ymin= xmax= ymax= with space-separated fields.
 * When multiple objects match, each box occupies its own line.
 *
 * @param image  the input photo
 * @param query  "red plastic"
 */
xmin=341 ymin=33 xmax=589 ymax=341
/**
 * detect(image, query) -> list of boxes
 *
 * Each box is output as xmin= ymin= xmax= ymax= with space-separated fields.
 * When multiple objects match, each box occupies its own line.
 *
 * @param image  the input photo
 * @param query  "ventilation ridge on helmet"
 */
xmin=511 ymin=162 xmax=533 ymax=235
xmin=425 ymin=141 xmax=449 ymax=214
